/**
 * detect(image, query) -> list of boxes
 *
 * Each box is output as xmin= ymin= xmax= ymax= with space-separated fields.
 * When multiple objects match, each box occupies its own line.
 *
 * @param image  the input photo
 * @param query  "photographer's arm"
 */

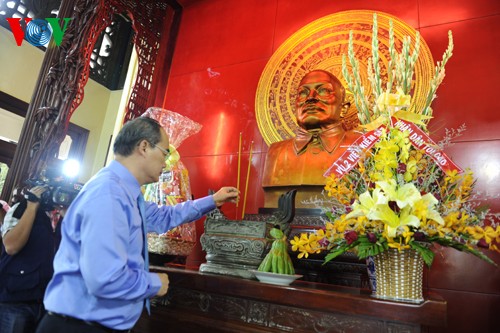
xmin=3 ymin=201 xmax=39 ymax=255
xmin=3 ymin=186 xmax=45 ymax=255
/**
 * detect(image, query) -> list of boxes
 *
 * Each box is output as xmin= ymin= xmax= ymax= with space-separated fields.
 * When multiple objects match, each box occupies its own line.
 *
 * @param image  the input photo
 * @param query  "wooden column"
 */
xmin=1 ymin=0 xmax=178 ymax=202
xmin=0 ymin=0 xmax=100 ymax=201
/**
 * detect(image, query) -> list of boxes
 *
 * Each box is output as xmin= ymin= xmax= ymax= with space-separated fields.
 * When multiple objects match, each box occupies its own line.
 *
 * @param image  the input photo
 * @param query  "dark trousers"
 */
xmin=35 ymin=312 xmax=130 ymax=333
xmin=0 ymin=302 xmax=45 ymax=333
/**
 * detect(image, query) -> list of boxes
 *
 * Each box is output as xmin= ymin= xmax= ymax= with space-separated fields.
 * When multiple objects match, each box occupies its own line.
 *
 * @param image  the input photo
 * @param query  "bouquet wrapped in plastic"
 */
xmin=142 ymin=107 xmax=202 ymax=256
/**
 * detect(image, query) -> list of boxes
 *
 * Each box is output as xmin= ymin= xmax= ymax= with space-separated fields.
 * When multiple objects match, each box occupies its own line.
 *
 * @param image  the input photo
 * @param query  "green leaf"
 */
xmin=324 ymin=246 xmax=348 ymax=263
xmin=325 ymin=211 xmax=335 ymax=221
xmin=410 ymin=241 xmax=434 ymax=267
xmin=428 ymin=237 xmax=497 ymax=267
xmin=357 ymin=239 xmax=379 ymax=258
xmin=324 ymin=241 xmax=359 ymax=264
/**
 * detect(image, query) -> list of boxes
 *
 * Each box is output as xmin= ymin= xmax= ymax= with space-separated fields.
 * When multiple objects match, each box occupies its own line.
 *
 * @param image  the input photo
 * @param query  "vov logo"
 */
xmin=6 ymin=18 xmax=72 ymax=47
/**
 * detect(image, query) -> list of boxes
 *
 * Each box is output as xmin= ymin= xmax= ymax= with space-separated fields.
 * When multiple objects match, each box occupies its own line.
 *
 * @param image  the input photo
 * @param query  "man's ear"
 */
xmin=137 ymin=139 xmax=150 ymax=156
xmin=340 ymin=102 xmax=350 ymax=118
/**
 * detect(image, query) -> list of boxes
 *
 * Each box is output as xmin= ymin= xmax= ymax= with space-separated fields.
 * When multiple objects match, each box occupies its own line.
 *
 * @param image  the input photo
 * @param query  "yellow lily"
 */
xmin=369 ymin=204 xmax=420 ymax=238
xmin=419 ymin=193 xmax=445 ymax=225
xmin=376 ymin=179 xmax=421 ymax=209
xmin=346 ymin=188 xmax=387 ymax=219
xmin=362 ymin=85 xmax=431 ymax=131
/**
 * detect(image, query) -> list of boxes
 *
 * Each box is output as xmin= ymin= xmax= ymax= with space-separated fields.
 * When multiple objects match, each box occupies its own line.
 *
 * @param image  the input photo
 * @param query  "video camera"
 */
xmin=25 ymin=178 xmax=83 ymax=211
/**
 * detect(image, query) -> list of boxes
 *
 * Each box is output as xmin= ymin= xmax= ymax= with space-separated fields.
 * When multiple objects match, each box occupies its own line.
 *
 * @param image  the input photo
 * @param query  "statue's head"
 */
xmin=294 ymin=70 xmax=346 ymax=130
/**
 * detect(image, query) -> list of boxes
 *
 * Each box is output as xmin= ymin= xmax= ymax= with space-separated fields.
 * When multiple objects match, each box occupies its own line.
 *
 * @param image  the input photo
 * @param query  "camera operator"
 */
xmin=0 ymin=163 xmax=67 ymax=333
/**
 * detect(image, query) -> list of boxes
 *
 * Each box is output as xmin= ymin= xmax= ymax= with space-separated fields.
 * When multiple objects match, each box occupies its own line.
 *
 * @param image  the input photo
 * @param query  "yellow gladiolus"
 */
xmin=376 ymin=88 xmax=411 ymax=113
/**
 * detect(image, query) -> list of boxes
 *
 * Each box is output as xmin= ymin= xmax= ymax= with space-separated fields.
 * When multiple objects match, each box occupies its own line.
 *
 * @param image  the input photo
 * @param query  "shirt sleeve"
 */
xmin=0 ymin=202 xmax=23 ymax=237
xmin=144 ymin=195 xmax=216 ymax=234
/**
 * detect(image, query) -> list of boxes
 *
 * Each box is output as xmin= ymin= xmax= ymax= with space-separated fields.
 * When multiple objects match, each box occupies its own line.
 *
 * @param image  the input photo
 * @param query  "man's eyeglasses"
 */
xmin=153 ymin=144 xmax=171 ymax=159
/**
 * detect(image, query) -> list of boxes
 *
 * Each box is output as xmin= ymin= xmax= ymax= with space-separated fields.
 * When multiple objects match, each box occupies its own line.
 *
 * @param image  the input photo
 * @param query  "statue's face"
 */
xmin=295 ymin=71 xmax=343 ymax=129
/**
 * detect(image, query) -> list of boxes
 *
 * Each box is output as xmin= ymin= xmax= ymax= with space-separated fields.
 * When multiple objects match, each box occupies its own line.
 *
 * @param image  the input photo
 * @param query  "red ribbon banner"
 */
xmin=392 ymin=118 xmax=463 ymax=174
xmin=323 ymin=126 xmax=386 ymax=178
xmin=324 ymin=118 xmax=463 ymax=179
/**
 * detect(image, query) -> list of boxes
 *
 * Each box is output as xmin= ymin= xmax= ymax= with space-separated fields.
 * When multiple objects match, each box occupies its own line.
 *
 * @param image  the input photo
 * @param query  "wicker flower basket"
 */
xmin=372 ymin=248 xmax=424 ymax=303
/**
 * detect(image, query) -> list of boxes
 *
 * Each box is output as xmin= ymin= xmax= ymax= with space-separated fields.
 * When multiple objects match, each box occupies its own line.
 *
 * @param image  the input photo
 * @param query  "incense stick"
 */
xmin=236 ymin=132 xmax=242 ymax=207
xmin=241 ymin=141 xmax=253 ymax=220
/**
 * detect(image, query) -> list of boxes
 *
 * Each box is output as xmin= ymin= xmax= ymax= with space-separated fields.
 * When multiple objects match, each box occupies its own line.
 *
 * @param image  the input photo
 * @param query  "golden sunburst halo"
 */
xmin=255 ymin=10 xmax=434 ymax=146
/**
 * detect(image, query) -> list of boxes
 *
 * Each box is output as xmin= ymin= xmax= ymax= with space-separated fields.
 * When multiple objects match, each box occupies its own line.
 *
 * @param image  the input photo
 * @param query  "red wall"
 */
xmin=161 ymin=1 xmax=500 ymax=332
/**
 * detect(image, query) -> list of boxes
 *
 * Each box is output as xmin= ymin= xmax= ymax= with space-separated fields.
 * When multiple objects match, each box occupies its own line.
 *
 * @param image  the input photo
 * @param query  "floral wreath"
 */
xmin=291 ymin=14 xmax=499 ymax=267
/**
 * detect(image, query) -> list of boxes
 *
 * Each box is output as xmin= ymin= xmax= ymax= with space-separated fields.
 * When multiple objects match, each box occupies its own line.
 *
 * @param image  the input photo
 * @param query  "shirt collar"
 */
xmin=293 ymin=124 xmax=346 ymax=154
xmin=108 ymin=160 xmax=142 ymax=199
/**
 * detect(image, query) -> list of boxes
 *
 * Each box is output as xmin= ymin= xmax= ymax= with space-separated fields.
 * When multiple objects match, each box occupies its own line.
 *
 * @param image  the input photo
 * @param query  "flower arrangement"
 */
xmin=291 ymin=14 xmax=499 ymax=268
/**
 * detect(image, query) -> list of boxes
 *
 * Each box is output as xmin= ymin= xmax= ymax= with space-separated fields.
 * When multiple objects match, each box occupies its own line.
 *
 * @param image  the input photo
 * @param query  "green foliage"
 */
xmin=429 ymin=236 xmax=497 ymax=267
xmin=356 ymin=236 xmax=388 ymax=258
xmin=410 ymin=241 xmax=435 ymax=267
xmin=324 ymin=239 xmax=357 ymax=264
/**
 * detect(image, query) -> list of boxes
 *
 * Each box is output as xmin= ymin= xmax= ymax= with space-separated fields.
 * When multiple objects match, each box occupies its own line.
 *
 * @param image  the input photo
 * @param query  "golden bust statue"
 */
xmin=262 ymin=70 xmax=360 ymax=207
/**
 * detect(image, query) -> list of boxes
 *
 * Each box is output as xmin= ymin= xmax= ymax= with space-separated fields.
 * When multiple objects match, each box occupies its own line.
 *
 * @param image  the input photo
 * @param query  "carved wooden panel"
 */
xmin=150 ymin=286 xmax=420 ymax=333
xmin=134 ymin=267 xmax=446 ymax=333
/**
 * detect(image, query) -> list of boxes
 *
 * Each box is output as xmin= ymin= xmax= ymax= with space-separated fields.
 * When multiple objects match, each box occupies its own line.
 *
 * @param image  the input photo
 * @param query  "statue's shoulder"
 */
xmin=268 ymin=138 xmax=294 ymax=151
xmin=343 ymin=128 xmax=363 ymax=144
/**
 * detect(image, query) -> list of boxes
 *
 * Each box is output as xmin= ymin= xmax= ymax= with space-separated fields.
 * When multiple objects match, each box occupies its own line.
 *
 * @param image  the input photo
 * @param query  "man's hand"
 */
xmin=156 ymin=273 xmax=169 ymax=296
xmin=213 ymin=187 xmax=239 ymax=207
xmin=3 ymin=186 xmax=48 ymax=255
xmin=26 ymin=186 xmax=47 ymax=205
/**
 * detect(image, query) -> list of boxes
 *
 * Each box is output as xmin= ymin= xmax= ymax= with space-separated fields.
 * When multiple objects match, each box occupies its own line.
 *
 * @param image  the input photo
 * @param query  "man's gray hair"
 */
xmin=113 ymin=117 xmax=163 ymax=156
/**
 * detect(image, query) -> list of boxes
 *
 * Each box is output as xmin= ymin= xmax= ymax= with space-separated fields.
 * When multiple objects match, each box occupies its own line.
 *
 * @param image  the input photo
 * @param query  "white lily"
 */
xmin=369 ymin=205 xmax=421 ymax=238
xmin=346 ymin=188 xmax=387 ymax=219
xmin=376 ymin=179 xmax=422 ymax=209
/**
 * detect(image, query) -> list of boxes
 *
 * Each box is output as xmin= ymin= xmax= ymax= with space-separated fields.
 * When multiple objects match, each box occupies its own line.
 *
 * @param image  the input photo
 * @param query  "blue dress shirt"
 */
xmin=43 ymin=160 xmax=215 ymax=330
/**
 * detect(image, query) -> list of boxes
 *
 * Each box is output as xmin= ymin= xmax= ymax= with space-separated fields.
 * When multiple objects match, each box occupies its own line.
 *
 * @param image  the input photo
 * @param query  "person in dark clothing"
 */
xmin=0 ymin=165 xmax=66 ymax=333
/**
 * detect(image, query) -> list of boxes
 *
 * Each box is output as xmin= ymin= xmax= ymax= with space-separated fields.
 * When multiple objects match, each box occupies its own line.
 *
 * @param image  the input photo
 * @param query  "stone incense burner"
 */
xmin=199 ymin=190 xmax=296 ymax=279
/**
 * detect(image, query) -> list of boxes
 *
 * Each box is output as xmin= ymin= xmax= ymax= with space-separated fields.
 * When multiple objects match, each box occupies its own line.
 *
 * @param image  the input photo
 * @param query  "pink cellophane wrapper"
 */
xmin=142 ymin=107 xmax=202 ymax=148
xmin=141 ymin=108 xmax=202 ymax=256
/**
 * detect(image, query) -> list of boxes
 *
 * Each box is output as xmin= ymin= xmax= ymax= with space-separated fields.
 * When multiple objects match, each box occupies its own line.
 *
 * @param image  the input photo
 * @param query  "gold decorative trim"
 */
xmin=255 ymin=10 xmax=434 ymax=145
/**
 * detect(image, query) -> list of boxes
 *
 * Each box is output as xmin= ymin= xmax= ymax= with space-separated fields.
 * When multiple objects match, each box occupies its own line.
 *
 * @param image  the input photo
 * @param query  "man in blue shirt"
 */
xmin=35 ymin=117 xmax=238 ymax=333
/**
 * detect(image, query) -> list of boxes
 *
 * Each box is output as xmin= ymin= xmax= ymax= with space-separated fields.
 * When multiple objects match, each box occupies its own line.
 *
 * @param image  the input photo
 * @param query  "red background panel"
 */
xmin=165 ymin=59 xmax=268 ymax=157
xmin=170 ymin=0 xmax=277 ymax=76
xmin=427 ymin=288 xmax=500 ymax=333
xmin=273 ymin=0 xmax=420 ymax=50
xmin=444 ymin=141 xmax=500 ymax=213
xmin=422 ymin=16 xmax=500 ymax=141
xmin=181 ymin=153 xmax=265 ymax=219
xmin=156 ymin=1 xmax=500 ymax=331
xmin=427 ymin=246 xmax=500 ymax=294
xmin=418 ymin=0 xmax=500 ymax=27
